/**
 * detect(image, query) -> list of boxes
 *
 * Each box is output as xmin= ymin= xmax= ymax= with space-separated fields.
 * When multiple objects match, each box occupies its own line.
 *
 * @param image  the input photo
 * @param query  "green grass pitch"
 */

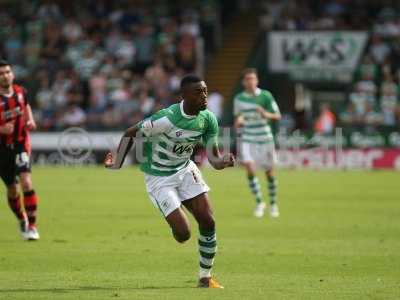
xmin=0 ymin=167 xmax=399 ymax=300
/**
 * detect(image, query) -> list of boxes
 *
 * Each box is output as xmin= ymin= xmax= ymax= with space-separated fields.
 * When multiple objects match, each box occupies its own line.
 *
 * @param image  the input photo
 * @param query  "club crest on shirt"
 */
xmin=176 ymin=130 xmax=183 ymax=137
xmin=161 ymin=200 xmax=170 ymax=210
xmin=198 ymin=119 xmax=205 ymax=129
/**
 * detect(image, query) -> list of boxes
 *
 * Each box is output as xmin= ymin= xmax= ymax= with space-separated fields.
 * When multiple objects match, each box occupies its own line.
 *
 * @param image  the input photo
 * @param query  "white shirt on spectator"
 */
xmin=63 ymin=19 xmax=83 ymax=41
xmin=207 ymin=92 xmax=223 ymax=120
xmin=356 ymin=80 xmax=377 ymax=96
xmin=179 ymin=22 xmax=200 ymax=37
xmin=115 ymin=39 xmax=136 ymax=64
xmin=370 ymin=42 xmax=391 ymax=64
xmin=350 ymin=92 xmax=369 ymax=115
xmin=381 ymin=95 xmax=398 ymax=125
xmin=60 ymin=106 xmax=87 ymax=126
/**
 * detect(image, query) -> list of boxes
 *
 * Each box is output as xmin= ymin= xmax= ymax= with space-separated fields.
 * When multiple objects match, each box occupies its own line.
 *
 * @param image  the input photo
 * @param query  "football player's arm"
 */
xmin=208 ymin=144 xmax=235 ymax=170
xmin=256 ymin=94 xmax=281 ymax=120
xmin=104 ymin=124 xmax=139 ymax=169
xmin=21 ymin=88 xmax=36 ymax=130
xmin=25 ymin=104 xmax=37 ymax=130
xmin=204 ymin=113 xmax=235 ymax=170
xmin=105 ymin=112 xmax=171 ymax=169
xmin=256 ymin=106 xmax=281 ymax=120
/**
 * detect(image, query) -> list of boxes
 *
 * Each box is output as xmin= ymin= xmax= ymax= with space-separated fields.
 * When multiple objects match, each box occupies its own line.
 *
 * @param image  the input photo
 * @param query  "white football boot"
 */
xmin=20 ymin=218 xmax=29 ymax=240
xmin=270 ymin=203 xmax=280 ymax=218
xmin=254 ymin=202 xmax=266 ymax=218
xmin=26 ymin=226 xmax=40 ymax=241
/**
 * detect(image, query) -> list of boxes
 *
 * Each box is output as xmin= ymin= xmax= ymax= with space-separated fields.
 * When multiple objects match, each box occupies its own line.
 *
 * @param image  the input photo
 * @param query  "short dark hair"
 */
xmin=242 ymin=68 xmax=258 ymax=78
xmin=0 ymin=59 xmax=10 ymax=68
xmin=180 ymin=74 xmax=202 ymax=91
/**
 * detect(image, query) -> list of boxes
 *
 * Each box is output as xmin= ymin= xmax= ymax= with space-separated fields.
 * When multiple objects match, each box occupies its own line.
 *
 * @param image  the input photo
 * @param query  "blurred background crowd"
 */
xmin=0 ymin=0 xmax=220 ymax=130
xmin=1 ymin=0 xmax=399 ymax=133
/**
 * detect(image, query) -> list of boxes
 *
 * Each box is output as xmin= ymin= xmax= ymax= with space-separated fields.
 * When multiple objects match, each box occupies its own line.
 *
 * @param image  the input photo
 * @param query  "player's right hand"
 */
xmin=104 ymin=152 xmax=115 ymax=168
xmin=0 ymin=122 xmax=14 ymax=135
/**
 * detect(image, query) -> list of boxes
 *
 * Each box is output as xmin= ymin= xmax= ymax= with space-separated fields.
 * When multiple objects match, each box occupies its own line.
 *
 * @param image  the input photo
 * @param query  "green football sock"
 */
xmin=198 ymin=229 xmax=217 ymax=278
xmin=248 ymin=175 xmax=263 ymax=204
xmin=267 ymin=175 xmax=277 ymax=205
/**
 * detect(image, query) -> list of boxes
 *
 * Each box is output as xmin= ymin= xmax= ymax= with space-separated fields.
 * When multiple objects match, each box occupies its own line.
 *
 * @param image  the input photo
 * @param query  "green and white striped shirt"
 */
xmin=233 ymin=88 xmax=279 ymax=144
xmin=138 ymin=101 xmax=219 ymax=176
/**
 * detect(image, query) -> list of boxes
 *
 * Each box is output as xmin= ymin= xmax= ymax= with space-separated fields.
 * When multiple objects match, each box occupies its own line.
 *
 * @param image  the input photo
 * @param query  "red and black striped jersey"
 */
xmin=0 ymin=84 xmax=30 ymax=150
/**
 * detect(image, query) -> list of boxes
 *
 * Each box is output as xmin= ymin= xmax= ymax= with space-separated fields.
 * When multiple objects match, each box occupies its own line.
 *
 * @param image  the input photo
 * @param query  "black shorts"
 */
xmin=0 ymin=146 xmax=31 ymax=187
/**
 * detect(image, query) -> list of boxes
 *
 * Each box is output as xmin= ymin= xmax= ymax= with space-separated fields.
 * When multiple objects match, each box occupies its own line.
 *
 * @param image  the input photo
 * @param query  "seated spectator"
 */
xmin=356 ymin=73 xmax=377 ymax=98
xmin=380 ymin=90 xmax=398 ymax=126
xmin=179 ymin=10 xmax=200 ymax=37
xmin=133 ymin=23 xmax=155 ymax=73
xmin=62 ymin=17 xmax=83 ymax=43
xmin=349 ymin=86 xmax=370 ymax=116
xmin=355 ymin=54 xmax=378 ymax=81
xmin=364 ymin=102 xmax=383 ymax=127
xmin=144 ymin=58 xmax=168 ymax=87
xmin=40 ymin=22 xmax=66 ymax=71
xmin=52 ymin=70 xmax=72 ymax=109
xmin=109 ymin=80 xmax=133 ymax=107
xmin=100 ymin=103 xmax=122 ymax=129
xmin=176 ymin=33 xmax=197 ymax=72
xmin=138 ymin=89 xmax=155 ymax=118
xmin=314 ymin=103 xmax=336 ymax=135
xmin=35 ymin=76 xmax=53 ymax=111
xmin=89 ymin=70 xmax=108 ymax=110
xmin=59 ymin=103 xmax=87 ymax=128
xmin=114 ymin=32 xmax=136 ymax=67
xmin=380 ymin=73 xmax=398 ymax=96
xmin=369 ymin=34 xmax=391 ymax=65
xmin=73 ymin=46 xmax=104 ymax=81
xmin=340 ymin=103 xmax=359 ymax=125
xmin=4 ymin=29 xmax=23 ymax=65
xmin=207 ymin=91 xmax=224 ymax=122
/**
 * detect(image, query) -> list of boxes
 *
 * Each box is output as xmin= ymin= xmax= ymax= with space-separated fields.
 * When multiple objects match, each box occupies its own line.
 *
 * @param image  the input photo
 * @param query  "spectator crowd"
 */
xmin=0 ymin=0 xmax=219 ymax=130
xmin=2 ymin=0 xmax=400 ymax=133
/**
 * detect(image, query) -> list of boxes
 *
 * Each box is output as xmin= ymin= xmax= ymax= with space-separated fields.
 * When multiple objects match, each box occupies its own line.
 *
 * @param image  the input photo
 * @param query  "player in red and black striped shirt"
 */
xmin=0 ymin=59 xmax=40 ymax=240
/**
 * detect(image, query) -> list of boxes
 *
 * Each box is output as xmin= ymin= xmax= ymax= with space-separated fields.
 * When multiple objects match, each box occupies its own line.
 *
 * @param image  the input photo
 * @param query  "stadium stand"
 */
xmin=1 ymin=0 xmax=399 ymax=133
xmin=0 ymin=0 xmax=220 ymax=130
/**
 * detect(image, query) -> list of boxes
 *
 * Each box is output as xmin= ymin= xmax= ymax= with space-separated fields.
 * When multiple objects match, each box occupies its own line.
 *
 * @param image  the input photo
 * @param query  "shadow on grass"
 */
xmin=0 ymin=285 xmax=194 ymax=294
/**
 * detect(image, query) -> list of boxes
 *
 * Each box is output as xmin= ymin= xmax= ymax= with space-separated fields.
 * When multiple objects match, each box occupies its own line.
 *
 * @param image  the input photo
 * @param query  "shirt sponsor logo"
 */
xmin=173 ymin=144 xmax=193 ymax=155
xmin=1 ymin=107 xmax=23 ymax=121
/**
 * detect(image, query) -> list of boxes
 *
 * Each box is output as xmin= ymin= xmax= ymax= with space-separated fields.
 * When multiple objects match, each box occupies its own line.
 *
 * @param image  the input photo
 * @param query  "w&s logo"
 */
xmin=173 ymin=144 xmax=193 ymax=155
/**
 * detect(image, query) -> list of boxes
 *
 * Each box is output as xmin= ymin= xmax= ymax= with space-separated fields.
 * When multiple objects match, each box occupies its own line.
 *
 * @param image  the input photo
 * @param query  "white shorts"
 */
xmin=144 ymin=160 xmax=210 ymax=217
xmin=239 ymin=142 xmax=277 ymax=170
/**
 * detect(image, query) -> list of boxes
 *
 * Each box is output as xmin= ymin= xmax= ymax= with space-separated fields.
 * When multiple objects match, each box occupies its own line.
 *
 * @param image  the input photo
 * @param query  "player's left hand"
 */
xmin=213 ymin=153 xmax=235 ymax=170
xmin=26 ymin=120 xmax=37 ymax=131
xmin=222 ymin=153 xmax=235 ymax=168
